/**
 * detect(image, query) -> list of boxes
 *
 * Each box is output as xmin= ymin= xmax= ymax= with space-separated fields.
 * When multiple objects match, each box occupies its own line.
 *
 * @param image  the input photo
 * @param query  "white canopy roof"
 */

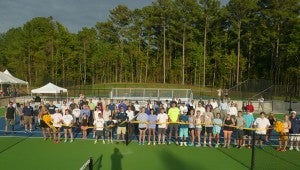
xmin=0 ymin=69 xmax=28 ymax=85
xmin=31 ymin=82 xmax=68 ymax=94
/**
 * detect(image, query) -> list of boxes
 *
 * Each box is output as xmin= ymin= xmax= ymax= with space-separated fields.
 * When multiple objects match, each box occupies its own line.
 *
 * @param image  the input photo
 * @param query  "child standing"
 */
xmin=106 ymin=115 xmax=115 ymax=144
xmin=213 ymin=113 xmax=222 ymax=148
xmin=157 ymin=108 xmax=168 ymax=144
xmin=179 ymin=111 xmax=189 ymax=146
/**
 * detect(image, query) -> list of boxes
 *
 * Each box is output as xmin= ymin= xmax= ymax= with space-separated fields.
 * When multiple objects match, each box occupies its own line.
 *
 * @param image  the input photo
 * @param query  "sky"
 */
xmin=0 ymin=0 xmax=229 ymax=34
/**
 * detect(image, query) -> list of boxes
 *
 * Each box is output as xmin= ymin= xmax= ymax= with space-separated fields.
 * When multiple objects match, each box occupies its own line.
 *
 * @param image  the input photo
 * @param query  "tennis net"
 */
xmin=79 ymin=157 xmax=93 ymax=170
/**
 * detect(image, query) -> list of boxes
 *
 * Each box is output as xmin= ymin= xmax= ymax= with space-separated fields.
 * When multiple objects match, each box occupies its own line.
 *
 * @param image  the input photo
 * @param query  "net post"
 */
xmin=251 ymin=131 xmax=256 ymax=170
xmin=89 ymin=157 xmax=93 ymax=170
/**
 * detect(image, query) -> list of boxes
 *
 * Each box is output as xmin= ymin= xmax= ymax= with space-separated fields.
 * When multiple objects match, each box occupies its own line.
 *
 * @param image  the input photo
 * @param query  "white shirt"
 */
xmin=134 ymin=104 xmax=140 ymax=112
xmin=157 ymin=113 xmax=168 ymax=128
xmin=228 ymin=106 xmax=237 ymax=116
xmin=94 ymin=110 xmax=102 ymax=120
xmin=93 ymin=118 xmax=105 ymax=130
xmin=103 ymin=110 xmax=111 ymax=122
xmin=52 ymin=113 xmax=63 ymax=127
xmin=179 ymin=105 xmax=188 ymax=115
xmin=61 ymin=104 xmax=69 ymax=115
xmin=254 ymin=117 xmax=270 ymax=134
xmin=211 ymin=101 xmax=218 ymax=109
xmin=126 ymin=110 xmax=135 ymax=121
xmin=62 ymin=114 xmax=73 ymax=126
xmin=195 ymin=106 xmax=205 ymax=116
xmin=72 ymin=108 xmax=81 ymax=118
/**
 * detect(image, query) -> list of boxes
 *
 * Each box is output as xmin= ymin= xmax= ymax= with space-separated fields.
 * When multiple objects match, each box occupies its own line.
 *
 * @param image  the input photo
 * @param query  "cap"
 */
xmin=291 ymin=111 xmax=297 ymax=114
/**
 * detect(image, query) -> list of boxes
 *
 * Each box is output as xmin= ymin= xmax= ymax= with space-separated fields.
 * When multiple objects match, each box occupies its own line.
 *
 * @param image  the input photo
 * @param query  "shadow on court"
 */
xmin=111 ymin=147 xmax=123 ymax=170
xmin=158 ymin=149 xmax=190 ymax=170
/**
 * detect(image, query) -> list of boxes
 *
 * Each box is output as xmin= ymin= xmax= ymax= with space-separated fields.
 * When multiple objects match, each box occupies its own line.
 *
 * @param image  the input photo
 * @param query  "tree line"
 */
xmin=0 ymin=0 xmax=299 ymax=89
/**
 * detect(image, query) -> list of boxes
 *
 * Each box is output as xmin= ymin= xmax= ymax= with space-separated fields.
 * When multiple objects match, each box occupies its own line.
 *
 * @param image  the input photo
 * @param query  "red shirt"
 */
xmin=245 ymin=104 xmax=254 ymax=112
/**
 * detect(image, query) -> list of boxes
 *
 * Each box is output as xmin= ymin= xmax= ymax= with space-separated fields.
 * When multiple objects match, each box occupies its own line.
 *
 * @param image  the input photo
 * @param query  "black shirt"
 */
xmin=6 ymin=107 xmax=15 ymax=119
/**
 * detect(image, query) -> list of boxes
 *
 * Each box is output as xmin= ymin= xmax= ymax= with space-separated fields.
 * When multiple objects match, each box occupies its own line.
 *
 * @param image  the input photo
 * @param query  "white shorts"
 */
xmin=290 ymin=134 xmax=300 ymax=141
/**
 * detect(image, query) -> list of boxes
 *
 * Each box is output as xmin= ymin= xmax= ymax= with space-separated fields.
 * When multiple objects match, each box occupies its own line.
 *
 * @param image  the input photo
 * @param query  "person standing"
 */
xmin=62 ymin=109 xmax=74 ymax=143
xmin=148 ymin=109 xmax=157 ymax=145
xmin=38 ymin=105 xmax=52 ymax=140
xmin=213 ymin=113 xmax=222 ymax=148
xmin=137 ymin=107 xmax=148 ymax=145
xmin=157 ymin=108 xmax=168 ymax=145
xmin=266 ymin=112 xmax=276 ymax=142
xmin=289 ymin=111 xmax=300 ymax=151
xmin=179 ymin=111 xmax=189 ymax=146
xmin=52 ymin=108 xmax=63 ymax=143
xmin=243 ymin=110 xmax=255 ymax=148
xmin=168 ymin=101 xmax=180 ymax=145
xmin=277 ymin=114 xmax=291 ymax=152
xmin=235 ymin=111 xmax=246 ymax=148
xmin=253 ymin=112 xmax=270 ymax=149
xmin=195 ymin=110 xmax=203 ymax=147
xmin=258 ymin=96 xmax=264 ymax=112
xmin=223 ymin=114 xmax=235 ymax=148
xmin=23 ymin=102 xmax=34 ymax=133
xmin=93 ymin=113 xmax=105 ymax=144
xmin=4 ymin=101 xmax=16 ymax=134
xmin=188 ymin=109 xmax=196 ymax=146
xmin=203 ymin=107 xmax=214 ymax=147
xmin=115 ymin=107 xmax=128 ymax=143
xmin=245 ymin=101 xmax=254 ymax=115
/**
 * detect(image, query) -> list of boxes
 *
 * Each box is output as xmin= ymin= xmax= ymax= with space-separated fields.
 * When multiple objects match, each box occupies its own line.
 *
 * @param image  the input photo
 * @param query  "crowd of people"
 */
xmin=3 ymin=95 xmax=300 ymax=152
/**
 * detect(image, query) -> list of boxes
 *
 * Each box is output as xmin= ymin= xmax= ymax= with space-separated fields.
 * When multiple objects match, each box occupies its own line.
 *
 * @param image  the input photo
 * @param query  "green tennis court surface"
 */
xmin=0 ymin=137 xmax=299 ymax=170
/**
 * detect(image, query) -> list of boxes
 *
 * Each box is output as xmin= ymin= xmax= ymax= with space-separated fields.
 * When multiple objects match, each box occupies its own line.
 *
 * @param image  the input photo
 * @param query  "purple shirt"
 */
xmin=148 ymin=114 xmax=157 ymax=129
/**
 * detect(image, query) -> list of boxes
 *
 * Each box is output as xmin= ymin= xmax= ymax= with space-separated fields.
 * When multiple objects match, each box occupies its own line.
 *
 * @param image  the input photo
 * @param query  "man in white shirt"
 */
xmin=157 ymin=108 xmax=169 ymax=144
xmin=253 ymin=112 xmax=270 ymax=148
xmin=195 ymin=103 xmax=205 ymax=116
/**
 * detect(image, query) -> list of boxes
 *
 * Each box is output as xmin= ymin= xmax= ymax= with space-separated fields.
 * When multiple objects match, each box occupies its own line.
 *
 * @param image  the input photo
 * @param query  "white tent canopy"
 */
xmin=3 ymin=69 xmax=28 ymax=85
xmin=31 ymin=82 xmax=68 ymax=94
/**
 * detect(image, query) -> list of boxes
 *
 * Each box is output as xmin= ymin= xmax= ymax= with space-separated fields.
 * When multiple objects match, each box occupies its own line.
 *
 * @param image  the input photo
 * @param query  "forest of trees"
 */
xmin=0 ymin=0 xmax=299 ymax=89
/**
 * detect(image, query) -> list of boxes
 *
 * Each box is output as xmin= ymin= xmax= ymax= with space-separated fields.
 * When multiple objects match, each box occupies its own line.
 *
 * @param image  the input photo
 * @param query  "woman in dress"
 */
xmin=223 ymin=114 xmax=235 ymax=148
xmin=38 ymin=105 xmax=52 ymax=140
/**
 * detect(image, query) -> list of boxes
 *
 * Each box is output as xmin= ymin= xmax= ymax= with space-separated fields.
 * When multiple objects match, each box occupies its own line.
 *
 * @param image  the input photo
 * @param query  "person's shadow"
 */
xmin=111 ymin=148 xmax=123 ymax=170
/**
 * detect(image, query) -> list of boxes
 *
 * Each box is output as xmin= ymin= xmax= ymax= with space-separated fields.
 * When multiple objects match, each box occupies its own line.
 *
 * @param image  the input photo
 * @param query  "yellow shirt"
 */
xmin=168 ymin=107 xmax=180 ymax=123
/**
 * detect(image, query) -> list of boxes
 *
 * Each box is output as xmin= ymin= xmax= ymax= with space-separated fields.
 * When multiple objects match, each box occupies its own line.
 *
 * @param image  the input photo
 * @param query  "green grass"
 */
xmin=0 ymin=107 xmax=5 ymax=117
xmin=0 ymin=137 xmax=299 ymax=170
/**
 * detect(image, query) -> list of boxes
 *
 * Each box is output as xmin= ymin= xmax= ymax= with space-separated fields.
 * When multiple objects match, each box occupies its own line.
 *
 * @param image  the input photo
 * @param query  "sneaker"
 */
xmin=64 ymin=139 xmax=67 ymax=143
xmin=227 ymin=145 xmax=230 ymax=149
xmin=215 ymin=144 xmax=219 ymax=148
xmin=168 ymin=141 xmax=172 ymax=145
xmin=93 ymin=134 xmax=95 ymax=138
xmin=70 ymin=140 xmax=73 ymax=143
xmin=111 ymin=140 xmax=113 ymax=144
xmin=158 ymin=142 xmax=161 ymax=145
xmin=208 ymin=144 xmax=212 ymax=148
xmin=289 ymin=146 xmax=294 ymax=151
xmin=162 ymin=142 xmax=166 ymax=145
xmin=102 ymin=140 xmax=105 ymax=144
xmin=176 ymin=141 xmax=179 ymax=145
xmin=189 ymin=143 xmax=194 ymax=147
xmin=281 ymin=149 xmax=286 ymax=152
xmin=107 ymin=140 xmax=110 ymax=144
xmin=139 ymin=142 xmax=141 ymax=145
xmin=148 ymin=142 xmax=151 ymax=145
xmin=29 ymin=129 xmax=32 ymax=133
xmin=25 ymin=130 xmax=28 ymax=134
xmin=203 ymin=143 xmax=207 ymax=147
xmin=295 ymin=147 xmax=299 ymax=151
xmin=184 ymin=142 xmax=187 ymax=146
xmin=180 ymin=142 xmax=183 ymax=146
xmin=153 ymin=142 xmax=156 ymax=146
xmin=196 ymin=144 xmax=201 ymax=147
xmin=94 ymin=140 xmax=97 ymax=144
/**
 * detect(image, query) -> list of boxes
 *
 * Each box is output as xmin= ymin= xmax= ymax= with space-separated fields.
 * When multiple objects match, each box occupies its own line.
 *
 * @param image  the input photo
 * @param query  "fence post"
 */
xmin=251 ymin=131 xmax=256 ymax=170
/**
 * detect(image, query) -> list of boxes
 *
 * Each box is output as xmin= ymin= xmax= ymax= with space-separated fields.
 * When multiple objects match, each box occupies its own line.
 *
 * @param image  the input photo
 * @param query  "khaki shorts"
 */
xmin=6 ymin=119 xmax=15 ymax=126
xmin=117 ymin=127 xmax=126 ymax=135
xmin=24 ymin=116 xmax=33 ymax=124
xmin=290 ymin=134 xmax=300 ymax=141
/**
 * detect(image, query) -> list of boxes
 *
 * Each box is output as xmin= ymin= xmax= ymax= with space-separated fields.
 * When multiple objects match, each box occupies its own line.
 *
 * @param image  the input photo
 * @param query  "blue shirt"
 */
xmin=179 ymin=114 xmax=189 ymax=128
xmin=137 ymin=113 xmax=148 ymax=128
xmin=148 ymin=114 xmax=157 ymax=129
xmin=23 ymin=106 xmax=33 ymax=116
xmin=243 ymin=114 xmax=254 ymax=128
xmin=80 ymin=109 xmax=91 ymax=118
xmin=213 ymin=118 xmax=222 ymax=133
xmin=116 ymin=112 xmax=128 ymax=127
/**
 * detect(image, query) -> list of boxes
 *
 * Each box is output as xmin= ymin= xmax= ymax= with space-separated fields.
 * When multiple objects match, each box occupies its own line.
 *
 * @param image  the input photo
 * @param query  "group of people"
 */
xmin=3 ymin=95 xmax=300 ymax=152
